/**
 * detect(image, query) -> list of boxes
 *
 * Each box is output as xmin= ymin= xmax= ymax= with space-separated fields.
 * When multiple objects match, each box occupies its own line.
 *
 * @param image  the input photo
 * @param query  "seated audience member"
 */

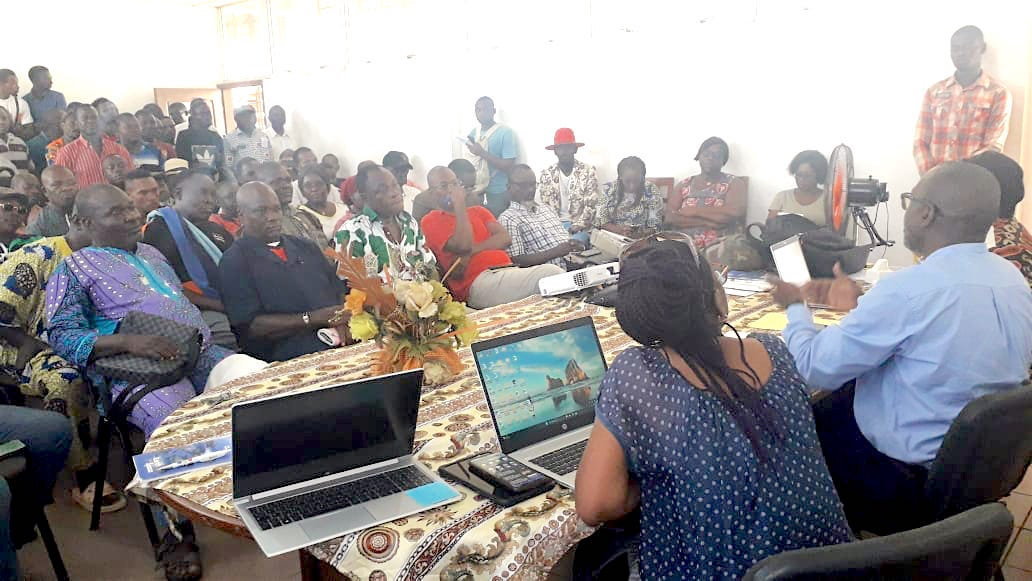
xmin=321 ymin=154 xmax=343 ymax=185
xmin=340 ymin=159 xmax=377 ymax=207
xmin=0 ymin=406 xmax=71 ymax=581
xmin=26 ymin=109 xmax=63 ymax=174
xmin=169 ymin=102 xmax=188 ymax=136
xmin=124 ymin=168 xmax=162 ymax=215
xmin=771 ymin=161 xmax=1032 ymax=534
xmin=219 ymin=182 xmax=348 ymax=361
xmin=537 ymin=128 xmax=598 ymax=244
xmin=175 ymin=99 xmax=223 ymax=170
xmin=577 ymin=236 xmax=852 ymax=579
xmin=0 ymin=107 xmax=30 ymax=173
xmin=92 ymin=98 xmax=119 ymax=140
xmin=499 ymin=164 xmax=580 ymax=268
xmin=666 ymin=136 xmax=747 ymax=248
xmin=102 ymin=153 xmax=128 ymax=190
xmin=45 ymin=108 xmax=79 ymax=167
xmin=117 ymin=113 xmax=162 ymax=170
xmin=234 ymin=156 xmax=259 ymax=185
xmin=158 ymin=117 xmax=177 ymax=147
xmin=291 ymin=147 xmax=341 ymax=206
xmin=142 ymin=170 xmax=237 ymax=350
xmin=382 ymin=151 xmax=421 ymax=213
xmin=412 ymin=158 xmax=480 ymax=223
xmin=594 ymin=156 xmax=663 ymax=239
xmin=0 ymin=219 xmax=127 ymax=511
xmin=422 ymin=166 xmax=562 ymax=309
xmin=335 ymin=165 xmax=435 ymax=281
xmin=255 ymin=161 xmax=328 ymax=247
xmin=10 ymin=173 xmax=44 ymax=226
xmin=298 ymin=166 xmax=351 ymax=240
xmin=0 ymin=193 xmax=38 ymax=260
xmin=135 ymin=109 xmax=176 ymax=162
xmin=28 ymin=166 xmax=78 ymax=236
xmin=45 ymin=184 xmax=234 ymax=437
xmin=211 ymin=179 xmax=241 ymax=237
xmin=54 ymin=105 xmax=134 ymax=188
xmin=968 ymin=151 xmax=1031 ymax=285
xmin=768 ymin=150 xmax=829 ymax=226
xmin=278 ymin=149 xmax=297 ymax=180
xmin=223 ymin=105 xmax=271 ymax=168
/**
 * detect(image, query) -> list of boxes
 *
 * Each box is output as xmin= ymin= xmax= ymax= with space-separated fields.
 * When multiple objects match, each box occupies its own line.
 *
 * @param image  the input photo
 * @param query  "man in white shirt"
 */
xmin=0 ymin=70 xmax=33 ymax=137
xmin=266 ymin=105 xmax=295 ymax=160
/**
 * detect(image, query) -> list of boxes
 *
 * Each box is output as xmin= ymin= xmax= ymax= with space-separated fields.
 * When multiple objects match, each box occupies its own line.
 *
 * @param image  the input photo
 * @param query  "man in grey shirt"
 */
xmin=28 ymin=166 xmax=78 ymax=236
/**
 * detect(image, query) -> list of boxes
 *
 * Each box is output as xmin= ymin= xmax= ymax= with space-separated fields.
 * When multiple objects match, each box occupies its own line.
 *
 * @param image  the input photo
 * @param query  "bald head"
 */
xmin=41 ymin=166 xmax=78 ymax=212
xmin=11 ymin=173 xmax=42 ymax=203
xmin=237 ymin=181 xmax=283 ymax=243
xmin=427 ymin=166 xmax=454 ymax=189
xmin=74 ymin=184 xmax=125 ymax=220
xmin=906 ymin=161 xmax=1000 ymax=252
xmin=237 ymin=181 xmax=278 ymax=211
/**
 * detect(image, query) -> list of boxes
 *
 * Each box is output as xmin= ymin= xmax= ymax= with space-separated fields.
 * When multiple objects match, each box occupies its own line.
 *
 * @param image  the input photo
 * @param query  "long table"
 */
xmin=139 ymin=293 xmax=834 ymax=580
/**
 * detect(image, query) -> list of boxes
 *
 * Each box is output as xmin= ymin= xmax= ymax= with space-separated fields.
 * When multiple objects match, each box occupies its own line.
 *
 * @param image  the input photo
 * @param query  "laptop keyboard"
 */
xmin=529 ymin=440 xmax=588 ymax=476
xmin=248 ymin=465 xmax=431 ymax=530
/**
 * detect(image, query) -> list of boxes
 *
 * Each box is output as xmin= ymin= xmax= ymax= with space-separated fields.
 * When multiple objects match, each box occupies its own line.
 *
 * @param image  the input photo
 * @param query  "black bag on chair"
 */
xmin=93 ymin=311 xmax=203 ymax=388
xmin=746 ymin=214 xmax=871 ymax=276
xmin=746 ymin=214 xmax=822 ymax=270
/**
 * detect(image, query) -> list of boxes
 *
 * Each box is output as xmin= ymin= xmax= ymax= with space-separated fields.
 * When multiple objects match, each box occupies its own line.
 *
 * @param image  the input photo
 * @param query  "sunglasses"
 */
xmin=0 ymin=203 xmax=28 ymax=215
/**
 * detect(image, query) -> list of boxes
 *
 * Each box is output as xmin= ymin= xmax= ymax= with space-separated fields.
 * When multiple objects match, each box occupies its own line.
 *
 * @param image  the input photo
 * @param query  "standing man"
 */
xmin=914 ymin=25 xmax=1011 ymax=175
xmin=53 ymin=105 xmax=134 ymax=188
xmin=466 ymin=96 xmax=517 ymax=216
xmin=499 ymin=164 xmax=580 ymax=268
xmin=175 ymin=98 xmax=223 ymax=170
xmin=46 ymin=107 xmax=79 ymax=167
xmin=116 ymin=113 xmax=163 ymax=169
xmin=0 ymin=70 xmax=32 ymax=136
xmin=265 ymin=105 xmax=295 ymax=160
xmin=382 ymin=151 xmax=421 ymax=214
xmin=223 ymin=105 xmax=271 ymax=168
xmin=26 ymin=109 xmax=63 ymax=174
xmin=28 ymin=166 xmax=78 ymax=236
xmin=169 ymin=102 xmax=189 ymax=137
xmin=537 ymin=128 xmax=598 ymax=244
xmin=23 ymin=66 xmax=66 ymax=124
xmin=91 ymin=98 xmax=119 ymax=140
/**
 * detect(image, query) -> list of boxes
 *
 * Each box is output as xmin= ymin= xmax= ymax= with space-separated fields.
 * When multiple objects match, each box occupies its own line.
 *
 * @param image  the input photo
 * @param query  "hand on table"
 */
xmin=801 ymin=263 xmax=862 ymax=311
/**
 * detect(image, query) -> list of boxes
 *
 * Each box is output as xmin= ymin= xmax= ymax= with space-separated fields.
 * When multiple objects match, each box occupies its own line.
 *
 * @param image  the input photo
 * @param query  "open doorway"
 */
xmin=218 ymin=81 xmax=267 ymax=133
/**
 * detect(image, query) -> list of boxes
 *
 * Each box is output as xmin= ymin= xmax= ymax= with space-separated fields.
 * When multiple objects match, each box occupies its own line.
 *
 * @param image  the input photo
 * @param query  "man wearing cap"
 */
xmin=28 ymin=166 xmax=78 ymax=237
xmin=265 ymin=105 xmax=295 ymax=160
xmin=466 ymin=96 xmax=517 ymax=216
xmin=224 ymin=105 xmax=272 ymax=168
xmin=537 ymin=128 xmax=598 ymax=244
xmin=382 ymin=151 xmax=421 ymax=214
xmin=0 ymin=191 xmax=37 ymax=259
xmin=175 ymin=98 xmax=224 ymax=170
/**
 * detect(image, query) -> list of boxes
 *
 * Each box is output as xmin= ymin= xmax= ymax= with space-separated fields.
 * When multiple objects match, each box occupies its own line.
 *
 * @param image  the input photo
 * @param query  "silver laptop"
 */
xmin=231 ymin=369 xmax=461 ymax=557
xmin=472 ymin=317 xmax=607 ymax=488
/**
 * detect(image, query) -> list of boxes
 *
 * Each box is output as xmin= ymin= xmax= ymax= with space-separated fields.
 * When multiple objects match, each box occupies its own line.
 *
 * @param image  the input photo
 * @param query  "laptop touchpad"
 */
xmin=299 ymin=506 xmax=374 ymax=540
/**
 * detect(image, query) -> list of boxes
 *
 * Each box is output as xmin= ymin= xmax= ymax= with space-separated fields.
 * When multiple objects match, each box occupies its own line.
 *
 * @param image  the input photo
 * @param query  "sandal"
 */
xmin=71 ymin=481 xmax=127 ymax=513
xmin=157 ymin=526 xmax=203 ymax=581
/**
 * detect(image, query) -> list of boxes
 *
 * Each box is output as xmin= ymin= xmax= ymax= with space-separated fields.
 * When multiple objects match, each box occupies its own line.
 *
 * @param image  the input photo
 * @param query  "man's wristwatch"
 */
xmin=302 ymin=312 xmax=311 ymax=327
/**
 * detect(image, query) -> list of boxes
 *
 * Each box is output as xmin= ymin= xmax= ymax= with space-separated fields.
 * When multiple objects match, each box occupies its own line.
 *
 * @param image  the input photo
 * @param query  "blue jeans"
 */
xmin=561 ymin=221 xmax=592 ymax=245
xmin=0 ymin=406 xmax=72 ymax=581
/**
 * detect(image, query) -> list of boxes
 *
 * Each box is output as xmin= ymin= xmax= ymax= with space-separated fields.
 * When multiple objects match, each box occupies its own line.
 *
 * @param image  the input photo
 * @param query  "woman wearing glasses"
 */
xmin=593 ymin=156 xmax=664 ymax=239
xmin=576 ymin=235 xmax=851 ymax=580
xmin=665 ymin=136 xmax=748 ymax=248
xmin=0 ymin=191 xmax=38 ymax=261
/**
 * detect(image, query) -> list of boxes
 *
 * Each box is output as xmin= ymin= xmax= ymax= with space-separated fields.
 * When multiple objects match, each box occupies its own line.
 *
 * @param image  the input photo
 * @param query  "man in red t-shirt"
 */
xmin=420 ymin=166 xmax=563 ymax=309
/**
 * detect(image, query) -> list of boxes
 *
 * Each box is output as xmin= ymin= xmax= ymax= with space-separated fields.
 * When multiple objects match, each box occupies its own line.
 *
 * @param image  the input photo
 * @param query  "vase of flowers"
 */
xmin=326 ymin=248 xmax=478 ymax=385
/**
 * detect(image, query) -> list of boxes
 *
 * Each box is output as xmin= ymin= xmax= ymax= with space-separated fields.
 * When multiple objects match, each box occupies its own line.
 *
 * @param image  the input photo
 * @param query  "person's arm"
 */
xmin=913 ymin=88 xmax=935 ymax=175
xmin=767 ymin=190 xmax=786 ymax=222
xmin=247 ymin=306 xmax=342 ymax=341
xmin=185 ymin=291 xmax=225 ymax=312
xmin=443 ymin=191 xmax=474 ymax=256
xmin=470 ymin=217 xmax=511 ymax=254
xmin=467 ymin=128 xmax=517 ymax=172
xmin=510 ymin=242 xmax=574 ymax=267
xmin=976 ymin=87 xmax=1012 ymax=155
xmin=669 ymin=179 xmax=746 ymax=226
xmin=576 ymin=418 xmax=640 ymax=525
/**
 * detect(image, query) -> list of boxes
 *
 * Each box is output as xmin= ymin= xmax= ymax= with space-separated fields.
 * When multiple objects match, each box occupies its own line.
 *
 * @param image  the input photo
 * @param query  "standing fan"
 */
xmin=824 ymin=144 xmax=893 ymax=247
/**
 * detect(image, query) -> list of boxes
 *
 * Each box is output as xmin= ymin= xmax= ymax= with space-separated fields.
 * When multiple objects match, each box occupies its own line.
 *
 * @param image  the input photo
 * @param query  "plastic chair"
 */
xmin=0 ymin=450 xmax=69 ymax=581
xmin=742 ymin=502 xmax=1013 ymax=581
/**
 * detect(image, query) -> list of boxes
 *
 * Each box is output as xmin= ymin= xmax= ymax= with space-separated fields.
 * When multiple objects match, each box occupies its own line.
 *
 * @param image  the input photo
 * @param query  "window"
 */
xmin=219 ymin=0 xmax=273 ymax=81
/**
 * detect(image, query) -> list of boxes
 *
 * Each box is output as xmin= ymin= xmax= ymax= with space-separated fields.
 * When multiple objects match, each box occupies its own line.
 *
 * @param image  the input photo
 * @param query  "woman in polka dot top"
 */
xmin=576 ymin=237 xmax=852 ymax=580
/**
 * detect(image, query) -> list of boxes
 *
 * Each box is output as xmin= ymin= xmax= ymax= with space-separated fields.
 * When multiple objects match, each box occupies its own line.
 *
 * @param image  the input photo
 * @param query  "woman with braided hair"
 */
xmin=575 ymin=235 xmax=851 ymax=580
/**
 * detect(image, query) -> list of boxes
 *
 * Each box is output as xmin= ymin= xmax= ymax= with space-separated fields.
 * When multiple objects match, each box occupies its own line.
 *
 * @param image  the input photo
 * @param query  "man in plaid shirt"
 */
xmin=498 ymin=164 xmax=583 ymax=268
xmin=914 ymin=25 xmax=1011 ymax=175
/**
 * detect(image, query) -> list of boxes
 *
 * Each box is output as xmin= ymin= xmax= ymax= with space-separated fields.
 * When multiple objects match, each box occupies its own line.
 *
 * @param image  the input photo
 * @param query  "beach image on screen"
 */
xmin=478 ymin=326 xmax=606 ymax=438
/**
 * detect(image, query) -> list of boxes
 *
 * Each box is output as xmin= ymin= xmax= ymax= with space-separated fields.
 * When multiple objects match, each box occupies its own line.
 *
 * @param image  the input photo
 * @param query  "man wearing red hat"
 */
xmin=537 ymin=128 xmax=598 ymax=244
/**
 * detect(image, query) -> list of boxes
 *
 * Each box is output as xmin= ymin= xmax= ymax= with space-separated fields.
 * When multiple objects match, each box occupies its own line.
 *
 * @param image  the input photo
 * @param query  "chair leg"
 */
xmin=36 ymin=507 xmax=69 ymax=581
xmin=116 ymin=419 xmax=162 ymax=556
xmin=90 ymin=417 xmax=112 ymax=531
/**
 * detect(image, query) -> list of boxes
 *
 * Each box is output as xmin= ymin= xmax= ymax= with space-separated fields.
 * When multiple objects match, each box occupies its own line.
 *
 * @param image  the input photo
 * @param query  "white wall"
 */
xmin=6 ymin=0 xmax=219 ymax=115
xmin=262 ymin=0 xmax=1030 ymax=266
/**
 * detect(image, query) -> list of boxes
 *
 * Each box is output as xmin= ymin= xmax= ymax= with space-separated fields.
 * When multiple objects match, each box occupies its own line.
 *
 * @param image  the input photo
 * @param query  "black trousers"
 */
xmin=813 ymin=383 xmax=929 ymax=535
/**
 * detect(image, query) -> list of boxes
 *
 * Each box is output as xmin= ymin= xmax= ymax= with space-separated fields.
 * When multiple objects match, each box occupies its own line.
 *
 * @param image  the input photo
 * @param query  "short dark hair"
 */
xmin=0 ymin=70 xmax=14 ymax=83
xmin=125 ymin=168 xmax=155 ymax=184
xmin=169 ymin=168 xmax=210 ymax=193
xmin=968 ymin=151 xmax=1025 ymax=219
xmin=299 ymin=165 xmax=327 ymax=188
xmin=355 ymin=164 xmax=384 ymax=193
xmin=115 ymin=112 xmax=137 ymax=126
xmin=234 ymin=156 xmax=258 ymax=178
xmin=788 ymin=150 xmax=829 ymax=184
xmin=27 ymin=66 xmax=48 ymax=82
xmin=448 ymin=158 xmax=475 ymax=174
xmin=293 ymin=146 xmax=314 ymax=161
xmin=91 ymin=97 xmax=112 ymax=109
xmin=953 ymin=25 xmax=984 ymax=43
xmin=694 ymin=137 xmax=730 ymax=165
xmin=508 ymin=163 xmax=533 ymax=175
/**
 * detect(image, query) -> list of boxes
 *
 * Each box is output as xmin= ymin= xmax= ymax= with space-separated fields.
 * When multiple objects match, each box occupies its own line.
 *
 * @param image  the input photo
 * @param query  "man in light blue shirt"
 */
xmin=466 ymin=96 xmax=517 ymax=217
xmin=772 ymin=161 xmax=1032 ymax=534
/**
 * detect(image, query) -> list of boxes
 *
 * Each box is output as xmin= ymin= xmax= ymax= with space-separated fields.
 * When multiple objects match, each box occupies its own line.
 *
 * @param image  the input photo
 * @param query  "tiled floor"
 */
xmin=1001 ymin=466 xmax=1032 ymax=579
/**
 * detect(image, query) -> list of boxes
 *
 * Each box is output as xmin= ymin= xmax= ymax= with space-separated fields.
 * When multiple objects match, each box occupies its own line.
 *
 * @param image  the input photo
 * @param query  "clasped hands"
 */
xmin=769 ymin=263 xmax=862 ymax=312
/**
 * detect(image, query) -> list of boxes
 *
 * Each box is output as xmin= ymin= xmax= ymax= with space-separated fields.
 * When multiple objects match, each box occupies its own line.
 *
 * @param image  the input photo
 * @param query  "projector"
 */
xmin=539 ymin=262 xmax=620 ymax=296
xmin=590 ymin=229 xmax=634 ymax=259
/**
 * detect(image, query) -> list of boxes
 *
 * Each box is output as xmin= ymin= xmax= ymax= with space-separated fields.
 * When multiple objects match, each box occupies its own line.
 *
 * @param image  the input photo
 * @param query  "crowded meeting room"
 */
xmin=1 ymin=0 xmax=1032 ymax=579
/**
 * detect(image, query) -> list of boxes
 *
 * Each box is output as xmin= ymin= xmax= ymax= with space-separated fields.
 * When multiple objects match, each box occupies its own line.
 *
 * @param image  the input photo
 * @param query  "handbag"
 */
xmin=746 ymin=214 xmax=870 ymax=276
xmin=93 ymin=311 xmax=202 ymax=388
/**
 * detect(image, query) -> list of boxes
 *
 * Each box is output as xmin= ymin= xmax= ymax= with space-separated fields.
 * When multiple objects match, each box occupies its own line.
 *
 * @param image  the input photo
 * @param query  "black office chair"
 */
xmin=742 ymin=502 xmax=1013 ymax=581
xmin=923 ymin=384 xmax=1032 ymax=524
xmin=0 ymin=447 xmax=69 ymax=581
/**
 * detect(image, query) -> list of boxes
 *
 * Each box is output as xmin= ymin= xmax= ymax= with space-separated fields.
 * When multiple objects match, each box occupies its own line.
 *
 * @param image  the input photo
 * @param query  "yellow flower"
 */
xmin=397 ymin=281 xmax=437 ymax=318
xmin=439 ymin=300 xmax=466 ymax=325
xmin=429 ymin=280 xmax=448 ymax=300
xmin=456 ymin=324 xmax=479 ymax=346
xmin=348 ymin=312 xmax=379 ymax=341
xmin=344 ymin=289 xmax=367 ymax=316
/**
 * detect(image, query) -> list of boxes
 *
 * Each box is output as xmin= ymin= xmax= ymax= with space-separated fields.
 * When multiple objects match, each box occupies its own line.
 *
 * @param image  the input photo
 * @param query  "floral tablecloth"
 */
xmin=140 ymin=293 xmax=837 ymax=580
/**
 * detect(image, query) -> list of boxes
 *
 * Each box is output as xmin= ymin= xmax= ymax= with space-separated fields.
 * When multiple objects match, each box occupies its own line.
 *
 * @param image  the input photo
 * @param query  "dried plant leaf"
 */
xmin=324 ymin=246 xmax=398 ymax=312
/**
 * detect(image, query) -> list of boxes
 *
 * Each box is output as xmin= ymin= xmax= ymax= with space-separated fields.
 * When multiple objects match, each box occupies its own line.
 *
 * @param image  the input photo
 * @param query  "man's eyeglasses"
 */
xmin=0 ymin=203 xmax=28 ymax=215
xmin=900 ymin=192 xmax=954 ymax=217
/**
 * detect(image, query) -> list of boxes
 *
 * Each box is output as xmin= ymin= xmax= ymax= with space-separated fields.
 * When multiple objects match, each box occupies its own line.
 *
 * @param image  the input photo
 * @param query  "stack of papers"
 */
xmin=724 ymin=271 xmax=773 ymax=297
xmin=133 ymin=436 xmax=232 ymax=483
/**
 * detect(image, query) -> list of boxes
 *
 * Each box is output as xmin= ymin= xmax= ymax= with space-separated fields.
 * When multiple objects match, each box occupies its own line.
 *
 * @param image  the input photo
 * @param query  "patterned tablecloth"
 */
xmin=140 ymin=293 xmax=838 ymax=580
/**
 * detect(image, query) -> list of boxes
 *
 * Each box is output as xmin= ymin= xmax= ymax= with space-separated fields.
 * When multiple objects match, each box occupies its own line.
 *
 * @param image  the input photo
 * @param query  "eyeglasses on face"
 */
xmin=900 ymin=192 xmax=942 ymax=215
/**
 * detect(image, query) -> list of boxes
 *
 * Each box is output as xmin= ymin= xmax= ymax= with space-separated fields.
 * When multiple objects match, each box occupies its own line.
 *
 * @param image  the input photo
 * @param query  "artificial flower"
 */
xmin=400 ymin=281 xmax=437 ymax=318
xmin=423 ymin=360 xmax=451 ymax=385
xmin=439 ymin=300 xmax=466 ymax=325
xmin=344 ymin=289 xmax=367 ymax=316
xmin=429 ymin=280 xmax=448 ymax=300
xmin=456 ymin=324 xmax=479 ymax=346
xmin=349 ymin=312 xmax=379 ymax=341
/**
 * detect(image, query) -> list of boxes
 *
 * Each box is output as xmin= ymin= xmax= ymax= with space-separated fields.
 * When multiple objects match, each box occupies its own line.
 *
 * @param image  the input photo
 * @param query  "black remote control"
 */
xmin=468 ymin=453 xmax=549 ymax=493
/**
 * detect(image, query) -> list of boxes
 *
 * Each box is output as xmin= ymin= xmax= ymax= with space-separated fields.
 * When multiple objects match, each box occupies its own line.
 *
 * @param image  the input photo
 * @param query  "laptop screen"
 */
xmin=771 ymin=235 xmax=812 ymax=286
xmin=232 ymin=370 xmax=423 ymax=498
xmin=472 ymin=317 xmax=607 ymax=453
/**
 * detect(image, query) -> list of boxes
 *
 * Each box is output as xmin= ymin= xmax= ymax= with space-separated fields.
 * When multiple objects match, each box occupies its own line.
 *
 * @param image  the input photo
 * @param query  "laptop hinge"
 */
xmin=248 ymin=457 xmax=403 ymax=502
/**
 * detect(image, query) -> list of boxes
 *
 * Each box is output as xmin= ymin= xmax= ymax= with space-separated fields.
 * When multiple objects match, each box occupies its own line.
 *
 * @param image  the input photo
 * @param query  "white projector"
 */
xmin=590 ymin=229 xmax=635 ymax=259
xmin=539 ymin=262 xmax=620 ymax=297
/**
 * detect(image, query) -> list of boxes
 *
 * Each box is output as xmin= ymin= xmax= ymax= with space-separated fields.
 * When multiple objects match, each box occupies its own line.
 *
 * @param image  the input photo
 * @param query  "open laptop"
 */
xmin=472 ymin=317 xmax=607 ymax=488
xmin=231 ymin=369 xmax=461 ymax=557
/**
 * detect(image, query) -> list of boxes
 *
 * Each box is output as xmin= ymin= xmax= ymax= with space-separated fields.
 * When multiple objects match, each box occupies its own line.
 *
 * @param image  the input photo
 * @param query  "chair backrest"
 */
xmin=742 ymin=502 xmax=1013 ymax=581
xmin=925 ymin=384 xmax=1032 ymax=522
xmin=646 ymin=177 xmax=675 ymax=202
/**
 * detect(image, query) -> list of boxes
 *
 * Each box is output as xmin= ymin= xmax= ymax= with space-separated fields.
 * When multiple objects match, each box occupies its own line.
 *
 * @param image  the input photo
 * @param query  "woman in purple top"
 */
xmin=44 ymin=185 xmax=232 ymax=437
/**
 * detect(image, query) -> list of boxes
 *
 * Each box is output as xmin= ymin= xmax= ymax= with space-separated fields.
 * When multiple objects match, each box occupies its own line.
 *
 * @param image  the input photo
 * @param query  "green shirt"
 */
xmin=335 ymin=207 xmax=437 ymax=281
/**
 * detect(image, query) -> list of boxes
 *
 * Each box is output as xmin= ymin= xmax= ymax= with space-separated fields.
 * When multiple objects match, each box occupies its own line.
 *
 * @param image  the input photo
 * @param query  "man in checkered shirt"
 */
xmin=913 ymin=25 xmax=1011 ymax=175
xmin=498 ymin=164 xmax=583 ymax=268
